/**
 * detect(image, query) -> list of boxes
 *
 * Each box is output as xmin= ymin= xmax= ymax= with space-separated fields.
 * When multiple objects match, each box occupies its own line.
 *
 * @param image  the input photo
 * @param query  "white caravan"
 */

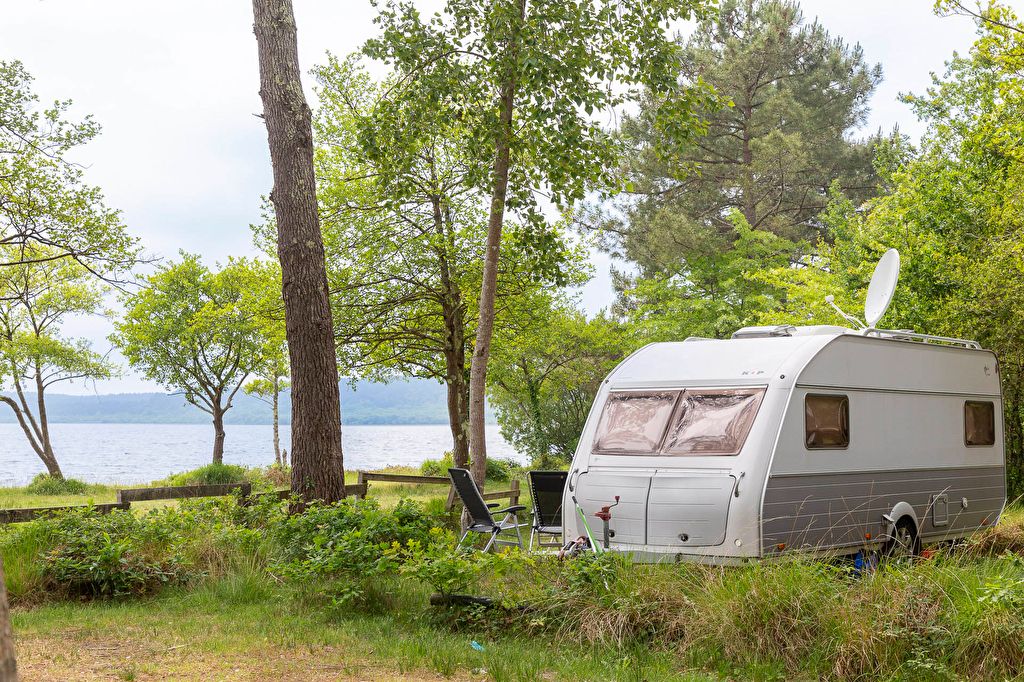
xmin=563 ymin=250 xmax=1006 ymax=562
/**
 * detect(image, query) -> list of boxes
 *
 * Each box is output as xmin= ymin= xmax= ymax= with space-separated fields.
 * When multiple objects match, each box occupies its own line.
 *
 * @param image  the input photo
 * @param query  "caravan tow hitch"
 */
xmin=594 ymin=496 xmax=620 ymax=550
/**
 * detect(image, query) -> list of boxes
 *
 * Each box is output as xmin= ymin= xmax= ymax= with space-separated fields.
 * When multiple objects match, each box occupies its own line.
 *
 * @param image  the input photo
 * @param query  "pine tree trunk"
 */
xmin=468 ymin=0 xmax=526 ymax=489
xmin=0 ymin=558 xmax=16 ymax=682
xmin=272 ymin=383 xmax=281 ymax=467
xmin=253 ymin=0 xmax=345 ymax=503
xmin=212 ymin=407 xmax=226 ymax=465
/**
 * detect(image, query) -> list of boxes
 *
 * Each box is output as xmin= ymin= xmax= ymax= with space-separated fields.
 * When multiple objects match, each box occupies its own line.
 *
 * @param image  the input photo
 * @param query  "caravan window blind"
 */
xmin=805 ymin=394 xmax=849 ymax=449
xmin=964 ymin=401 xmax=995 ymax=446
xmin=593 ymin=391 xmax=678 ymax=454
xmin=662 ymin=389 xmax=765 ymax=456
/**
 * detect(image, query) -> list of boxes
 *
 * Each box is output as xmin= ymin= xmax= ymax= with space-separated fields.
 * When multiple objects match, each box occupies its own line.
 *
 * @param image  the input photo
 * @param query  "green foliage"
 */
xmin=0 ymin=60 xmax=138 ymax=272
xmin=112 ymin=255 xmax=282 ymax=462
xmin=364 ymin=0 xmax=714 ymax=216
xmin=419 ymin=452 xmax=519 ymax=482
xmin=0 ymin=245 xmax=118 ymax=477
xmin=488 ymin=298 xmax=627 ymax=466
xmin=163 ymin=464 xmax=251 ymax=487
xmin=598 ymin=0 xmax=882 ymax=275
xmin=24 ymin=475 xmax=89 ymax=496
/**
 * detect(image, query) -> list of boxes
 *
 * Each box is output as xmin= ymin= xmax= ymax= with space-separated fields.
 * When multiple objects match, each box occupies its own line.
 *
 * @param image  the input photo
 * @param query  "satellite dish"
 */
xmin=864 ymin=249 xmax=900 ymax=328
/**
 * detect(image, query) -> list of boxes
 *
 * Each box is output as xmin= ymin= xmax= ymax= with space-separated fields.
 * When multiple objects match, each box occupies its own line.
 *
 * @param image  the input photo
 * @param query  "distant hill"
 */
xmin=0 ymin=379 xmax=486 ymax=425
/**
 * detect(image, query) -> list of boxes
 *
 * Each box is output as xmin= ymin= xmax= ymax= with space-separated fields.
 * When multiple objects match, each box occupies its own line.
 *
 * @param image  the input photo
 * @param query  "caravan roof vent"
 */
xmin=731 ymin=325 xmax=796 ymax=339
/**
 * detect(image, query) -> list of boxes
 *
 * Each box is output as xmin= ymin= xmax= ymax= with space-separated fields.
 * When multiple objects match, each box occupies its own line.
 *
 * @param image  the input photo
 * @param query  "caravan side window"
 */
xmin=805 ymin=394 xmax=849 ymax=449
xmin=593 ymin=391 xmax=678 ymax=454
xmin=964 ymin=401 xmax=995 ymax=446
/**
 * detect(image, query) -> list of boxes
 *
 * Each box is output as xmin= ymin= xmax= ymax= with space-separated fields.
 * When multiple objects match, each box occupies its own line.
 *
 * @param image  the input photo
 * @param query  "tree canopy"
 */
xmin=112 ymin=255 xmax=279 ymax=464
xmin=0 ymin=60 xmax=138 ymax=277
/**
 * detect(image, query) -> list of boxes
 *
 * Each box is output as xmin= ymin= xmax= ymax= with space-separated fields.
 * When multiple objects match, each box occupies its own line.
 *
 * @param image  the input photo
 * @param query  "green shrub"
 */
xmin=164 ymin=463 xmax=250 ymax=487
xmin=25 ymin=474 xmax=90 ymax=495
xmin=420 ymin=452 xmax=519 ymax=482
xmin=272 ymin=497 xmax=445 ymax=609
xmin=37 ymin=508 xmax=194 ymax=598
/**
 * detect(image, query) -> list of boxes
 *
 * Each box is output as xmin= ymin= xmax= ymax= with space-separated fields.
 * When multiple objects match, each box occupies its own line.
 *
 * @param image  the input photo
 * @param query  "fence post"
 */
xmin=356 ymin=471 xmax=367 ymax=500
xmin=510 ymin=479 xmax=520 ymax=506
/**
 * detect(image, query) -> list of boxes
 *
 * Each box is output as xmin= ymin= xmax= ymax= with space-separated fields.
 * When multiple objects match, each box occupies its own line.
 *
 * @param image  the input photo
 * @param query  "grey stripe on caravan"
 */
xmin=768 ymin=465 xmax=1004 ymax=478
xmin=795 ymin=383 xmax=1001 ymax=398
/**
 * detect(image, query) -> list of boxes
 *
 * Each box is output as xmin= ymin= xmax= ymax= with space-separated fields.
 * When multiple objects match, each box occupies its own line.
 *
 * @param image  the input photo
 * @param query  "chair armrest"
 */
xmin=486 ymin=502 xmax=499 ymax=509
xmin=496 ymin=504 xmax=527 ymax=515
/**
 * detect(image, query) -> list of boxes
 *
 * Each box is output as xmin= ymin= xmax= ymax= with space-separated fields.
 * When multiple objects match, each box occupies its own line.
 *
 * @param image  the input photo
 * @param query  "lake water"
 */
xmin=0 ymin=423 xmax=523 ymax=487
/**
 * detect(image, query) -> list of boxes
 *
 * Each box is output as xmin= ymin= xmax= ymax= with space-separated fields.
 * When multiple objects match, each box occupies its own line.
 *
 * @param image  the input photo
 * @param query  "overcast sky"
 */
xmin=2 ymin=0 xmax=1019 ymax=394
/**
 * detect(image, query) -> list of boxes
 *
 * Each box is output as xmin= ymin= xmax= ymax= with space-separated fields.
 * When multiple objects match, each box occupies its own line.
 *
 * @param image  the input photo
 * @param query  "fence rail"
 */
xmin=1 ymin=470 xmax=521 ymax=523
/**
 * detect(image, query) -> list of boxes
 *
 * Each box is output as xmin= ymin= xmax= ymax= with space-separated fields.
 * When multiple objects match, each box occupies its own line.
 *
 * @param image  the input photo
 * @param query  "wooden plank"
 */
xmin=0 ymin=502 xmax=130 ymax=524
xmin=357 ymin=472 xmax=449 ymax=485
xmin=246 ymin=484 xmax=367 ymax=504
xmin=117 ymin=482 xmax=252 ymax=504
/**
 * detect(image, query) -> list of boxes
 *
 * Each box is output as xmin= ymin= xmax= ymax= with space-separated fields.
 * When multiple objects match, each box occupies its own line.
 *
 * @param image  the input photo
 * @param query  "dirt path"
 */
xmin=16 ymin=634 xmax=471 ymax=681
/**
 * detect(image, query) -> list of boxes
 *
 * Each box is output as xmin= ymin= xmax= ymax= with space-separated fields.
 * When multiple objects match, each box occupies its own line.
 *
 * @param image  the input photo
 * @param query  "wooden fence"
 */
xmin=0 ymin=471 xmax=521 ymax=524
xmin=354 ymin=471 xmax=521 ymax=510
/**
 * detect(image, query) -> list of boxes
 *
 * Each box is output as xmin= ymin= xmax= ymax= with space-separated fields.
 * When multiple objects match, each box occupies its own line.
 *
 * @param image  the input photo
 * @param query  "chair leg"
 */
xmin=456 ymin=529 xmax=471 ymax=549
xmin=514 ymin=516 xmax=523 ymax=549
xmin=529 ymin=527 xmax=536 ymax=552
xmin=483 ymin=529 xmax=498 ymax=553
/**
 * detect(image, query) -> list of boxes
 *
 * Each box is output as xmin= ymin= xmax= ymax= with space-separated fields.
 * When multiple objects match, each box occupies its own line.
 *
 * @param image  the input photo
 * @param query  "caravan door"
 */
xmin=646 ymin=473 xmax=735 ymax=546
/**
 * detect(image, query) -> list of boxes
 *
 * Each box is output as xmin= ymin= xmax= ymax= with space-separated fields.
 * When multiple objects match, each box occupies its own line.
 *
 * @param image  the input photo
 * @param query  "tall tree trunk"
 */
xmin=272 ymin=382 xmax=282 ymax=467
xmin=468 ymin=0 xmax=526 ymax=489
xmin=0 ymin=558 xmax=16 ymax=682
xmin=0 ymin=396 xmax=62 ymax=480
xmin=212 ymin=405 xmax=226 ymax=465
xmin=445 ymin=347 xmax=470 ymax=469
xmin=253 ymin=0 xmax=345 ymax=503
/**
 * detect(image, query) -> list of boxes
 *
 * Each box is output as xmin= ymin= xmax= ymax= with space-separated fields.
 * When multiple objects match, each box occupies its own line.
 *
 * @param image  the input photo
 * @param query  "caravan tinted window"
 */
xmin=662 ymin=389 xmax=765 ymax=455
xmin=965 ymin=401 xmax=995 ymax=446
xmin=805 ymin=394 xmax=849 ymax=449
xmin=593 ymin=391 xmax=678 ymax=454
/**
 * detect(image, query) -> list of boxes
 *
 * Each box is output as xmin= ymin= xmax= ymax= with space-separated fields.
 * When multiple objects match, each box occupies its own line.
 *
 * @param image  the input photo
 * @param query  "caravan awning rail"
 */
xmin=862 ymin=328 xmax=981 ymax=349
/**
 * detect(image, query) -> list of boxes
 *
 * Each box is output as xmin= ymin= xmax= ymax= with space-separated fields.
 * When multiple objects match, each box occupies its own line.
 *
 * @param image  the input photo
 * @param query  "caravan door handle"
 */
xmin=732 ymin=471 xmax=745 ymax=498
xmin=568 ymin=469 xmax=580 ymax=492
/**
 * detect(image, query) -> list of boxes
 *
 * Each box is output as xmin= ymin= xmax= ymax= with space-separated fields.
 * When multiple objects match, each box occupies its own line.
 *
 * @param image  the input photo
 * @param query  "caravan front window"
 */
xmin=593 ymin=391 xmax=678 ymax=454
xmin=662 ymin=389 xmax=765 ymax=455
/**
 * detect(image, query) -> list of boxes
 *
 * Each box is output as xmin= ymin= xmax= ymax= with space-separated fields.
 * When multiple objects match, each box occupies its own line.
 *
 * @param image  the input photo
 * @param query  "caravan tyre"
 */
xmin=884 ymin=518 xmax=921 ymax=561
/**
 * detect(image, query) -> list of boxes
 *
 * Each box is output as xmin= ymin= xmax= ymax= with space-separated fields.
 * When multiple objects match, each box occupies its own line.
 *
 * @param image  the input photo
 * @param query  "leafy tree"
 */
xmin=113 ymin=255 xmax=275 ymax=465
xmin=489 ymin=299 xmax=626 ymax=467
xmin=596 ymin=0 xmax=882 ymax=329
xmin=297 ymin=57 xmax=585 ymax=469
xmin=0 ymin=60 xmax=137 ymax=276
xmin=252 ymin=0 xmax=346 ymax=502
xmin=0 ymin=246 xmax=115 ymax=479
xmin=365 ymin=0 xmax=714 ymax=485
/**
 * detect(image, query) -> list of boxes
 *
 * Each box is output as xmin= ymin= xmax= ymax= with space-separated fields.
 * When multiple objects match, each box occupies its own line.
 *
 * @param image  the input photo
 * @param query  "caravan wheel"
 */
xmin=884 ymin=518 xmax=921 ymax=560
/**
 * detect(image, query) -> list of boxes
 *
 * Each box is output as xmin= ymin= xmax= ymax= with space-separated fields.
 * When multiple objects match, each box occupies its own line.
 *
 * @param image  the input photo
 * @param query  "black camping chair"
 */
xmin=448 ymin=468 xmax=526 ymax=551
xmin=527 ymin=470 xmax=567 ymax=550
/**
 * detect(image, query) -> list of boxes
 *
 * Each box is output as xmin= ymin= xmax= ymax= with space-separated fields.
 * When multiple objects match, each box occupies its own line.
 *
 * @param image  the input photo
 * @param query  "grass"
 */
xmin=4 ymin=475 xmax=1022 ymax=681
xmin=11 ymin=573 xmax=711 ymax=681
xmin=0 ymin=465 xmax=519 ymax=511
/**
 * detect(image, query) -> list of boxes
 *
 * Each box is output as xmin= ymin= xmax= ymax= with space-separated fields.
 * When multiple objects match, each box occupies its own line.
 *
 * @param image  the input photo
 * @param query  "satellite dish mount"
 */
xmin=824 ymin=248 xmax=900 ymax=331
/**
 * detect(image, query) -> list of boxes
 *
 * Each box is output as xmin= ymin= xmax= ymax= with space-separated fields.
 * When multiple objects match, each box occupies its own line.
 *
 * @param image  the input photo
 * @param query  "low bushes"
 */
xmin=162 ymin=463 xmax=251 ymax=487
xmin=420 ymin=451 xmax=521 ymax=482
xmin=24 ymin=474 xmax=91 ymax=496
xmin=3 ymin=493 xmax=1023 ymax=680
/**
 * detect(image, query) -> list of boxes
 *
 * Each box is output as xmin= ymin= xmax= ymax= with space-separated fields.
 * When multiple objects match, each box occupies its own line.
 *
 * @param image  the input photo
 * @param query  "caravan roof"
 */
xmin=607 ymin=326 xmax=998 ymax=396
